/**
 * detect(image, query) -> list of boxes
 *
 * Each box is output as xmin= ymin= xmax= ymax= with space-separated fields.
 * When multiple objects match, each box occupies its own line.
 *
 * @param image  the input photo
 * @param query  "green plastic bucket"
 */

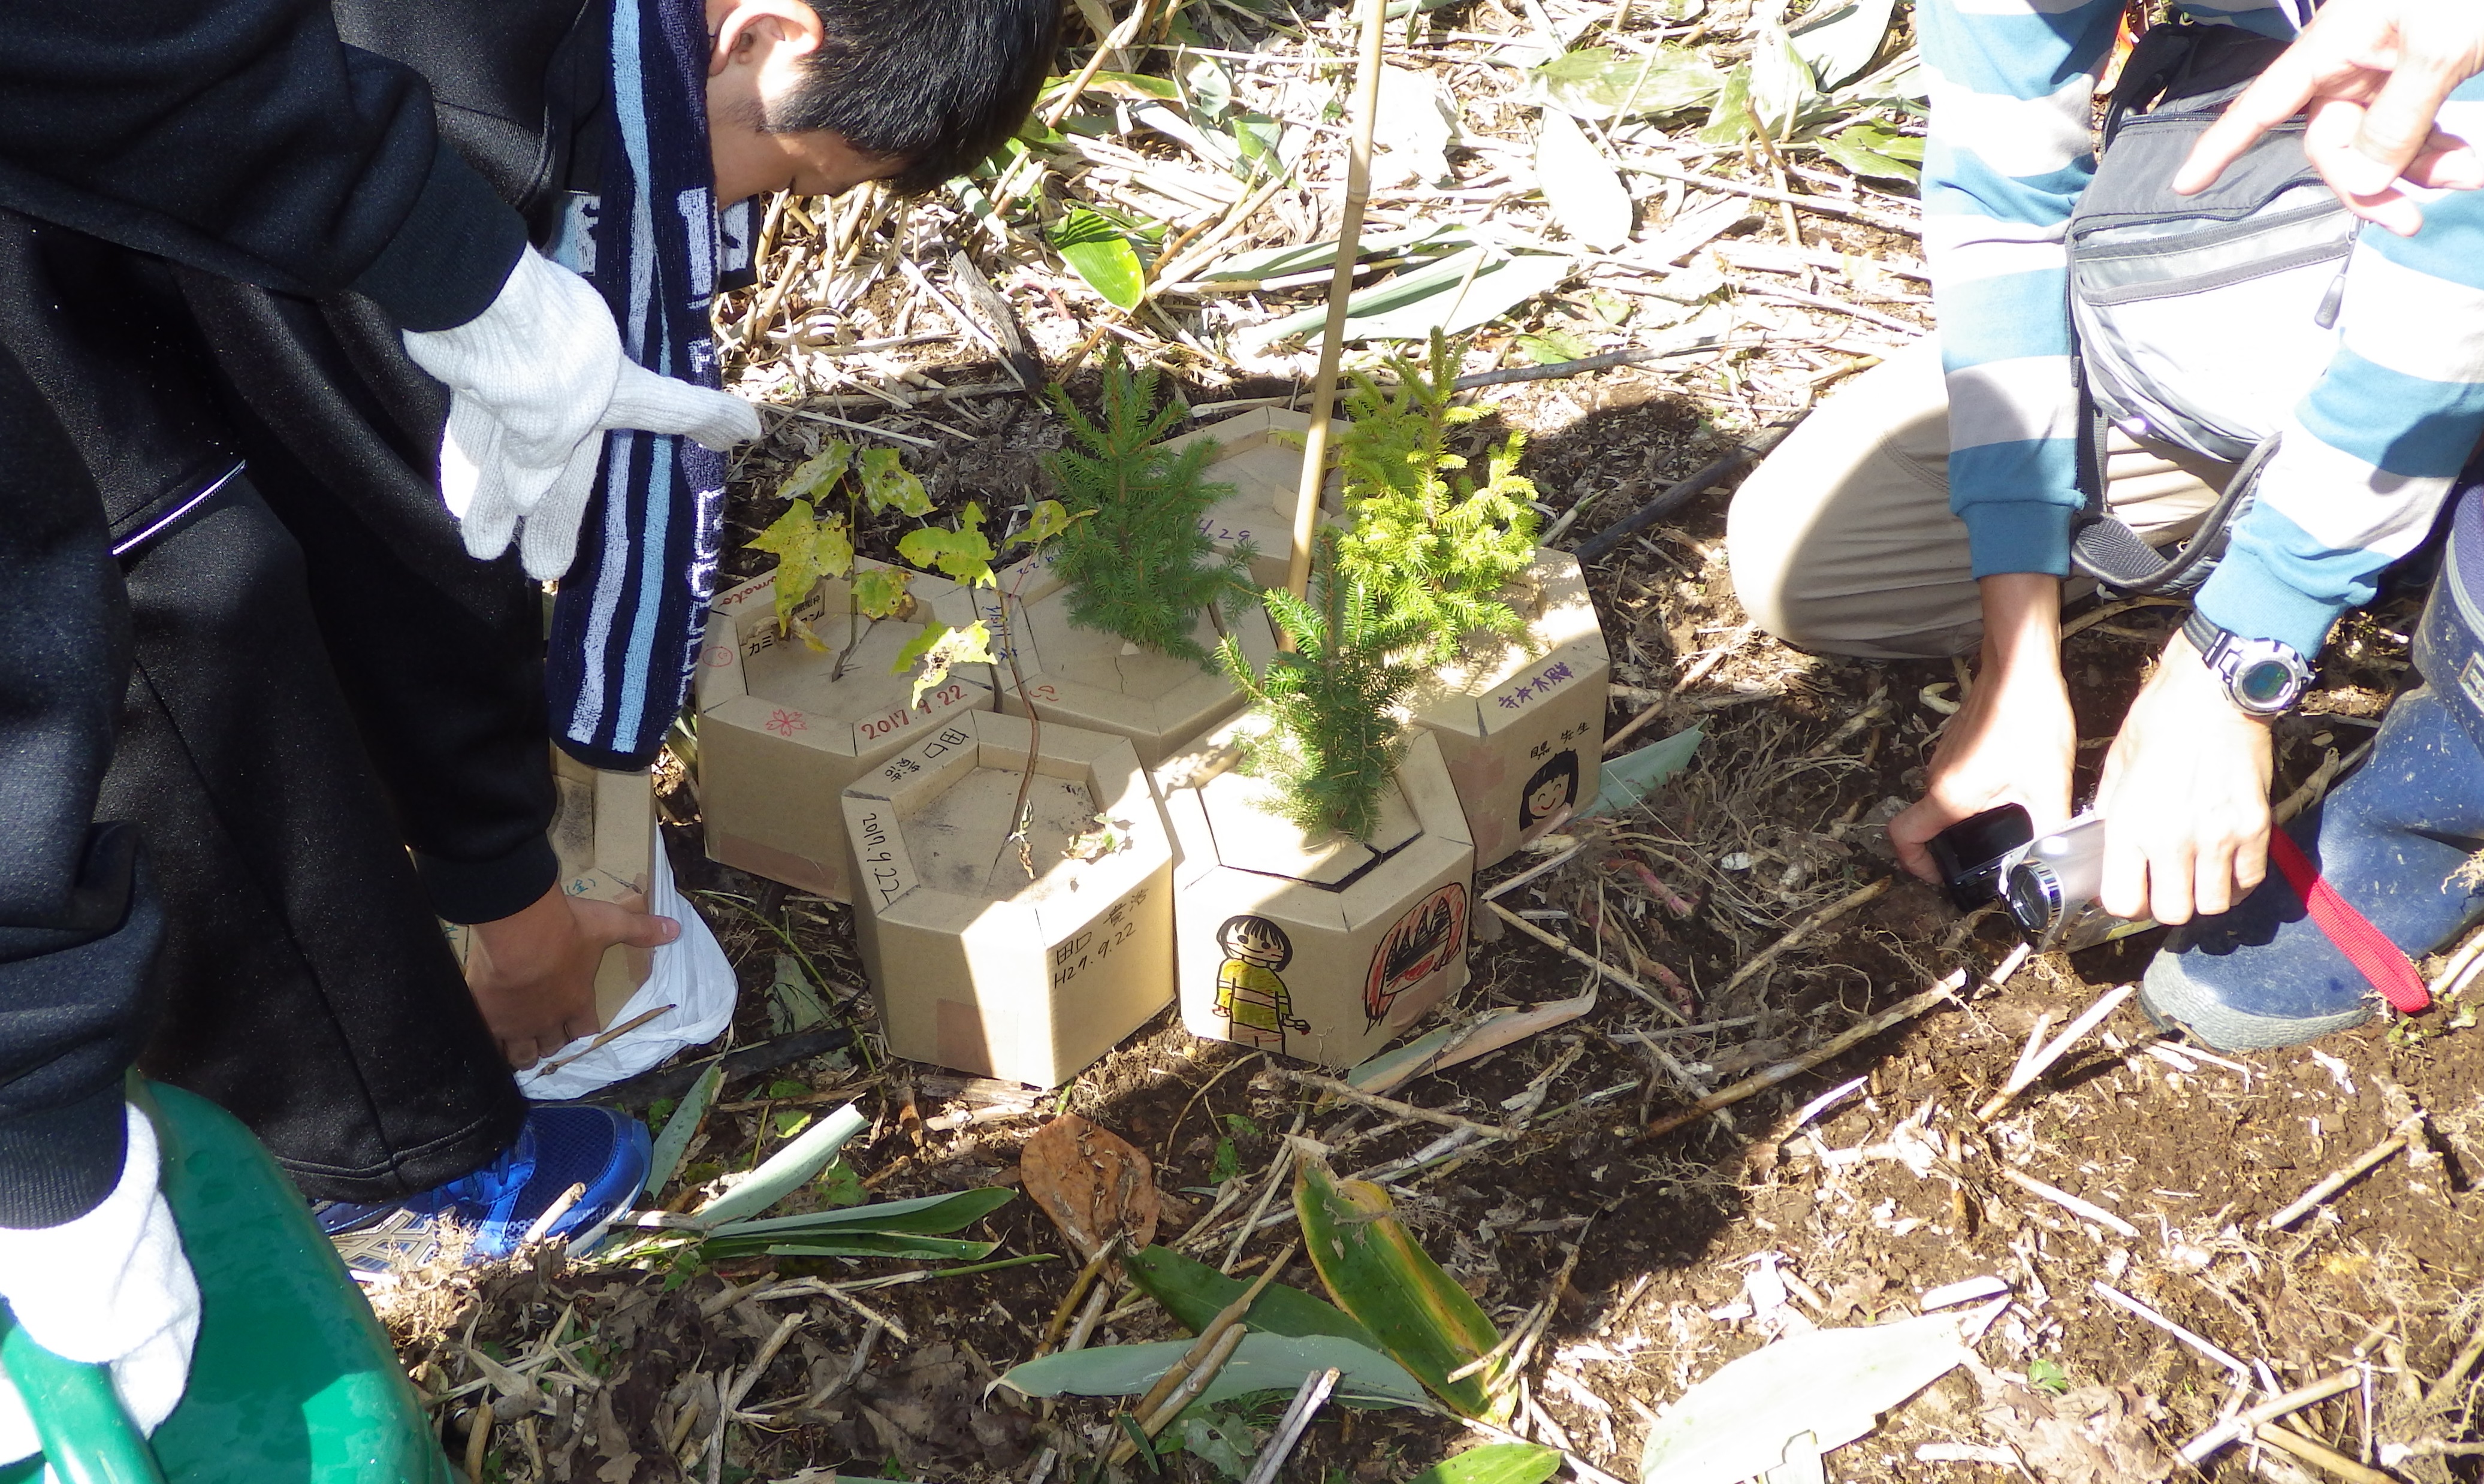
xmin=0 ymin=1082 xmax=451 ymax=1484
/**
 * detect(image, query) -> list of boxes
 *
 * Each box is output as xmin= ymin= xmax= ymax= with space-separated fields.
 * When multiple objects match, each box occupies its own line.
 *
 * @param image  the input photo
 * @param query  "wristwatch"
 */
xmin=2181 ymin=610 xmax=2315 ymax=717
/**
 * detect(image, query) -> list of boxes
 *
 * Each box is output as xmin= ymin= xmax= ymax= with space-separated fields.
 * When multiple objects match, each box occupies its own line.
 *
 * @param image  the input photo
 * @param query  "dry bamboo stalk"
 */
xmin=1718 ymin=878 xmax=1894 ymax=998
xmin=1040 ymin=1234 xmax=1125 ymax=1350
xmin=1239 ymin=1368 xmax=1342 ymax=1484
xmin=1283 ymin=0 xmax=1389 ymax=607
xmin=1266 ymin=1067 xmax=1516 ymax=1140
xmin=2265 ymin=1113 xmax=2428 ymax=1230
xmin=1998 ymin=1168 xmax=2142 ymax=1240
xmin=2178 ymin=1370 xmax=2360 ymax=1463
xmin=1128 ymin=1242 xmax=1299 ymax=1421
xmin=1640 ymin=969 xmax=1968 ymax=1140
xmin=1625 ymin=161 xmax=1922 ymax=235
xmin=1484 ymin=900 xmax=1689 ymax=1024
xmin=1976 ymin=983 xmax=2137 ymax=1122
xmin=2090 ymin=1282 xmax=2247 ymax=1376
xmin=2254 ymin=1420 xmax=2395 ymax=1484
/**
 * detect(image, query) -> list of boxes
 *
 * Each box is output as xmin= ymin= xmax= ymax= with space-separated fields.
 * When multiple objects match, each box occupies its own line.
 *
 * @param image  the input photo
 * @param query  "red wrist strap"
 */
xmin=2265 ymin=830 xmax=2431 ymax=1015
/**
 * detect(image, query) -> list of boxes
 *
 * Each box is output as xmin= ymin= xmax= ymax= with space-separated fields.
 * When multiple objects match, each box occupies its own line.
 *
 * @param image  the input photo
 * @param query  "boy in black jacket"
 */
xmin=0 ymin=0 xmax=1054 ymax=1452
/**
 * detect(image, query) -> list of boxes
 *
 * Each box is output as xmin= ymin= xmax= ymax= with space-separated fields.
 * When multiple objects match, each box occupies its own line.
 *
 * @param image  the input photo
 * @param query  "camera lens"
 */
xmin=2005 ymin=862 xmax=2063 ymax=934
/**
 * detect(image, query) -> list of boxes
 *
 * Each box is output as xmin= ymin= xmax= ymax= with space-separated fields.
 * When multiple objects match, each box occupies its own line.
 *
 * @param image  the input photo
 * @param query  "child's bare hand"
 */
xmin=465 ymin=885 xmax=678 ymax=1068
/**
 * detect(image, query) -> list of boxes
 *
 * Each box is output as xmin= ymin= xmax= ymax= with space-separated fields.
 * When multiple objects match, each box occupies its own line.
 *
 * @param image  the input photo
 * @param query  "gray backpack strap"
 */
xmin=2069 ymin=430 xmax=2278 ymax=596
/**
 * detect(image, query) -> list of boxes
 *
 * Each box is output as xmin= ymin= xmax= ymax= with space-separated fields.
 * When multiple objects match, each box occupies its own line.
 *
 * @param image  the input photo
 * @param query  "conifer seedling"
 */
xmin=1327 ymin=331 xmax=1541 ymax=662
xmin=1043 ymin=352 xmax=1255 ymax=664
xmin=1217 ymin=532 xmax=1427 ymax=844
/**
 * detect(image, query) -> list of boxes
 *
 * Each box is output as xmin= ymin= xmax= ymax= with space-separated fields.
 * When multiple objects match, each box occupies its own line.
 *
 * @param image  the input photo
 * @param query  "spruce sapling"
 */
xmin=1329 ymin=331 xmax=1541 ymax=662
xmin=1045 ymin=352 xmax=1254 ymax=664
xmin=1217 ymin=531 xmax=1428 ymax=844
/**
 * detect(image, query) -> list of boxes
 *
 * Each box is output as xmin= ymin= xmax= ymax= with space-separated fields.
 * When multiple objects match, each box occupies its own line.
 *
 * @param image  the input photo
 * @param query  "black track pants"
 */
xmin=100 ymin=478 xmax=524 ymax=1202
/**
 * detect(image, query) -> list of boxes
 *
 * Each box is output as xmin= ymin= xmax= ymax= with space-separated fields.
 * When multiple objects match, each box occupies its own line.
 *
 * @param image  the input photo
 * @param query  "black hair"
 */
xmin=772 ymin=0 xmax=1062 ymax=195
xmin=1519 ymin=751 xmax=1579 ymax=827
xmin=1217 ymin=914 xmax=1293 ymax=971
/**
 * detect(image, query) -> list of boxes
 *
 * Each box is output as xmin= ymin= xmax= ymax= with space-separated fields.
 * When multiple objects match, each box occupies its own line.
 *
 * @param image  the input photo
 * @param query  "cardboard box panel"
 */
xmin=697 ymin=565 xmax=990 ymax=901
xmin=1158 ymin=409 xmax=1343 ymax=591
xmin=932 ymin=555 xmax=1279 ymax=772
xmin=449 ymin=750 xmax=656 ymax=1026
xmin=843 ymin=711 xmax=1174 ymax=1087
xmin=1405 ymin=550 xmax=1611 ymax=871
xmin=1160 ymin=725 xmax=1475 ymax=1069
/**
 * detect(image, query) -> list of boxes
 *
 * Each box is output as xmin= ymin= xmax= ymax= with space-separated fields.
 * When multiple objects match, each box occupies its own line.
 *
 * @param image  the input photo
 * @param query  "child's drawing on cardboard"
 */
xmin=1520 ymin=750 xmax=1579 ymax=834
xmin=1214 ymin=914 xmax=1307 ymax=1052
xmin=1364 ymin=882 xmax=1468 ymax=1030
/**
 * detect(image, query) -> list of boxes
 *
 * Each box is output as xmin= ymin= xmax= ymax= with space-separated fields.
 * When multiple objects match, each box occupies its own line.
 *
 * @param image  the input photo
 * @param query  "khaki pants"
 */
xmin=1725 ymin=338 xmax=2235 ymax=659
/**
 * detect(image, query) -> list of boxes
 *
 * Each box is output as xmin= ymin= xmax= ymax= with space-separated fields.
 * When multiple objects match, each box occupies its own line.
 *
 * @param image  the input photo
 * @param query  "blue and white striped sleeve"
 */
xmin=2194 ymin=79 xmax=2484 ymax=657
xmin=1919 ymin=0 xmax=2121 ymax=579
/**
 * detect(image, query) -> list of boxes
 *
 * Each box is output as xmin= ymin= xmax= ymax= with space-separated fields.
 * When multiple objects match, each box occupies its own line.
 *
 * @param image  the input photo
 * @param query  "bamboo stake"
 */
xmin=2180 ymin=1370 xmax=2361 ymax=1463
xmin=1282 ymin=0 xmax=1390 ymax=612
xmin=1639 ymin=969 xmax=1969 ymax=1140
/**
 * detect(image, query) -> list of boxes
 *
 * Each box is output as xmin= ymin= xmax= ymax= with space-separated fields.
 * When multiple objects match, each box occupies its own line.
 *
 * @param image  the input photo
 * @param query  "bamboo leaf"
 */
xmin=1053 ymin=207 xmax=1148 ymax=311
xmin=1122 ymin=1245 xmax=1382 ymax=1349
xmin=1517 ymin=46 xmax=1724 ymax=120
xmin=997 ymin=1332 xmax=1429 ymax=1409
xmin=647 ymin=1060 xmax=723 ymax=1197
xmin=1534 ymin=111 xmax=1632 ymax=251
xmin=1819 ymin=122 xmax=1922 ymax=183
xmin=1695 ymin=64 xmax=1755 ymax=147
xmin=706 ymin=1186 xmax=1016 ymax=1241
xmin=1249 ymin=249 xmax=1575 ymax=344
xmin=1295 ymin=1154 xmax=1508 ymax=1420
xmin=728 ymin=1233 xmax=1000 ymax=1262
xmin=1786 ymin=0 xmax=1899 ymax=89
xmin=690 ymin=1102 xmax=871 ymax=1226
xmin=1405 ymin=1444 xmax=1564 ymax=1484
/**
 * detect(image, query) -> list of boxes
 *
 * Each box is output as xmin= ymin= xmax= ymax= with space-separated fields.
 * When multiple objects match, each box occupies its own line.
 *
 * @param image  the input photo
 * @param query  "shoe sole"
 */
xmin=2139 ymin=953 xmax=2374 ymax=1052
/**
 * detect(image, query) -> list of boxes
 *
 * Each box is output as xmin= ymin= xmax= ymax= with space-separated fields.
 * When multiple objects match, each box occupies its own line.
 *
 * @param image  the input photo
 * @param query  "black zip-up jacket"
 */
xmin=0 ymin=0 xmax=550 ymax=1228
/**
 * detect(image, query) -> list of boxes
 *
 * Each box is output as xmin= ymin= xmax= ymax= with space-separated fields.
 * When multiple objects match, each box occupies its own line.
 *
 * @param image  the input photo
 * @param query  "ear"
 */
xmin=709 ymin=0 xmax=825 ymax=78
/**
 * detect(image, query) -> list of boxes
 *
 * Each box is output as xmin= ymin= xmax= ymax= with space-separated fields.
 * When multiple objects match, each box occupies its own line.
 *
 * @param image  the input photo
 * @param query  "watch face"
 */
xmin=2236 ymin=657 xmax=2296 ymax=709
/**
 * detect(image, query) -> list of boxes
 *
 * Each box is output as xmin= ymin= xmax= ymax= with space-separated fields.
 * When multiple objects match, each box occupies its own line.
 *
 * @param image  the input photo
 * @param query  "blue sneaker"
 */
xmin=318 ymin=1104 xmax=651 ymax=1269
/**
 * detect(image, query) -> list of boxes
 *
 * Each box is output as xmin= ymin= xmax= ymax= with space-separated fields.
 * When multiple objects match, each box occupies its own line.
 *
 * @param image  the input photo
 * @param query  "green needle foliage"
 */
xmin=1045 ymin=352 xmax=1254 ymax=664
xmin=1218 ymin=533 xmax=1426 ymax=842
xmin=1330 ymin=331 xmax=1542 ymax=662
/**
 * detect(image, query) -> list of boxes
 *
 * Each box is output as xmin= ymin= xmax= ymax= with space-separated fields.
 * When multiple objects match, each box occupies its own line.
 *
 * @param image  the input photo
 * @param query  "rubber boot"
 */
xmin=2139 ymin=491 xmax=2484 ymax=1051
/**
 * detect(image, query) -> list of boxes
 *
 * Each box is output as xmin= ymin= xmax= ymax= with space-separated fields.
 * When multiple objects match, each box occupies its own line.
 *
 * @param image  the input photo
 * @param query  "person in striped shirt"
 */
xmin=1726 ymin=0 xmax=2484 ymax=1047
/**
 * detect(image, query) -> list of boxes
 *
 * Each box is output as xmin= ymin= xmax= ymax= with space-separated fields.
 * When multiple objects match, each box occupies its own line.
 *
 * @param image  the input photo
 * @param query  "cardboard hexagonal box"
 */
xmin=696 ymin=564 xmax=992 ymax=902
xmin=1157 ymin=408 xmax=1341 ymax=591
xmin=446 ymin=748 xmax=654 ymax=1026
xmin=937 ymin=555 xmax=1281 ymax=772
xmin=842 ymin=709 xmax=1174 ymax=1087
xmin=1407 ymin=549 xmax=1610 ymax=872
xmin=1158 ymin=722 xmax=1475 ymax=1070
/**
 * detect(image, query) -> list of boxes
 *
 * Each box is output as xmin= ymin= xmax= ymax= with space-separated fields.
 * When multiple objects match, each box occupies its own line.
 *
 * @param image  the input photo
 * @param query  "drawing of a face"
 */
xmin=1364 ymin=882 xmax=1468 ymax=1029
xmin=1520 ymin=751 xmax=1580 ymax=832
xmin=1218 ymin=914 xmax=1292 ymax=969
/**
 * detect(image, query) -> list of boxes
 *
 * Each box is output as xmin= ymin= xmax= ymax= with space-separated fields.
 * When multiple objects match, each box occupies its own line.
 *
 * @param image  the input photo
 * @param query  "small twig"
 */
xmin=1109 ymin=1250 xmax=1294 ymax=1464
xmin=2428 ymin=923 xmax=2484 ymax=999
xmin=1976 ymin=983 xmax=2138 ymax=1121
xmin=2090 ymin=1282 xmax=2247 ymax=1376
xmin=522 ymin=1183 xmax=589 ymax=1246
xmin=1486 ymin=901 xmax=1689 ymax=1024
xmin=2180 ymin=1371 xmax=2360 ymax=1464
xmin=1623 ymin=161 xmax=1922 ymax=236
xmin=1266 ymin=1068 xmax=1516 ymax=1140
xmin=1240 ymin=1368 xmax=1342 ymax=1484
xmin=1717 ymin=878 xmax=1894 ymax=999
xmin=2267 ymin=1112 xmax=2428 ymax=1230
xmin=536 ymin=1004 xmax=677 ymax=1076
xmin=1574 ymin=424 xmax=1797 ymax=565
xmin=1997 ymin=1170 xmax=2142 ymax=1241
xmin=1220 ymin=1126 xmax=1300 ymax=1273
xmin=2419 ymin=1314 xmax=2484 ymax=1410
xmin=819 ymin=1284 xmax=911 ymax=1343
xmin=1482 ymin=844 xmax=1584 ymax=902
xmin=1640 ymin=969 xmax=1969 ymax=1140
xmin=1161 ymin=1053 xmax=1266 ymax=1166
xmin=1736 ymin=281 xmax=1925 ymax=337
xmin=2274 ymin=741 xmax=2371 ymax=827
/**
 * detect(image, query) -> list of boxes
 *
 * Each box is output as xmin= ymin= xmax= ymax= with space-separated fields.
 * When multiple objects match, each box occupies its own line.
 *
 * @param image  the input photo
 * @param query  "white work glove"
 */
xmin=402 ymin=246 xmax=762 ymax=581
xmin=0 ymin=1104 xmax=201 ymax=1464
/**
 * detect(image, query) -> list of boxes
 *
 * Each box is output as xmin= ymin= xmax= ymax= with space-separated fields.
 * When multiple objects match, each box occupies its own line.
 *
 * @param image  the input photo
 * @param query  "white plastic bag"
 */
xmin=515 ymin=841 xmax=736 ymax=1100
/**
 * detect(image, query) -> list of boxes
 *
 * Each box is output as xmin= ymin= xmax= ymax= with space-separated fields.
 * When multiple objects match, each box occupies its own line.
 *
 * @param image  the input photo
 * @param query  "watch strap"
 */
xmin=2180 ymin=607 xmax=2226 ymax=658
